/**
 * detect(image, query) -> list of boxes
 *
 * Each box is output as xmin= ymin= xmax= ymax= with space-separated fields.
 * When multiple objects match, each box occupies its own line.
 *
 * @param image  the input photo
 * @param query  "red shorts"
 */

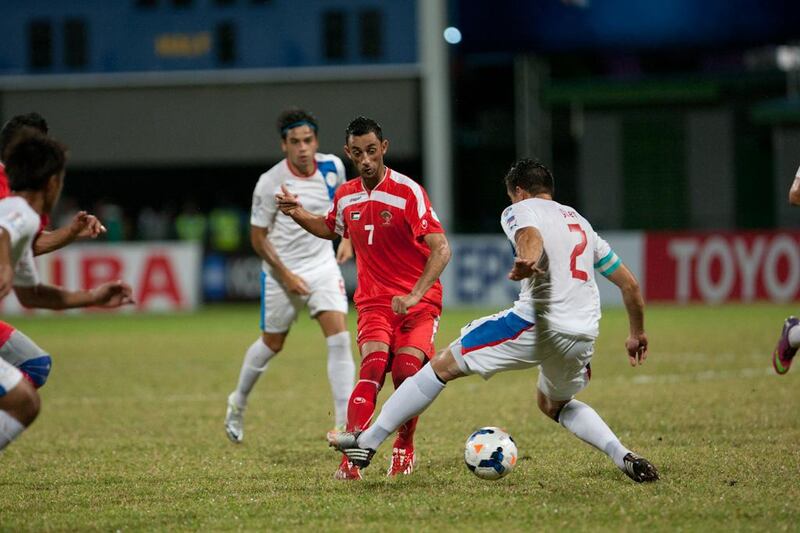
xmin=356 ymin=303 xmax=441 ymax=358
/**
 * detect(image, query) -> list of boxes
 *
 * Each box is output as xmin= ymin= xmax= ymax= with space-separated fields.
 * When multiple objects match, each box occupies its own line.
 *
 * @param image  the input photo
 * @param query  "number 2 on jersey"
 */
xmin=365 ymin=224 xmax=375 ymax=245
xmin=567 ymin=224 xmax=589 ymax=281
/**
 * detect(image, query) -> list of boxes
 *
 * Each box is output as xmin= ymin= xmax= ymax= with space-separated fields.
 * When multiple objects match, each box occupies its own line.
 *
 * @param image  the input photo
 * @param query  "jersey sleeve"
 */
xmin=500 ymin=203 xmax=540 ymax=242
xmin=0 ymin=208 xmax=40 ymax=287
xmin=0 ymin=209 xmax=36 ymax=248
xmin=405 ymin=185 xmax=443 ymax=241
xmin=325 ymin=189 xmax=348 ymax=238
xmin=333 ymin=156 xmax=347 ymax=188
xmin=250 ymin=173 xmax=278 ymax=229
xmin=592 ymin=231 xmax=622 ymax=278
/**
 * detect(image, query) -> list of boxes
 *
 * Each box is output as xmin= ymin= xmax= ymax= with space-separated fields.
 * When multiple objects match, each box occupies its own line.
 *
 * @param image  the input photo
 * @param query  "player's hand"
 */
xmin=275 ymin=185 xmax=302 ymax=215
xmin=90 ymin=280 xmax=135 ymax=308
xmin=392 ymin=292 xmax=421 ymax=315
xmin=336 ymin=238 xmax=353 ymax=264
xmin=0 ymin=264 xmax=13 ymax=301
xmin=508 ymin=257 xmax=544 ymax=281
xmin=625 ymin=332 xmax=648 ymax=366
xmin=280 ymin=270 xmax=311 ymax=296
xmin=70 ymin=211 xmax=106 ymax=239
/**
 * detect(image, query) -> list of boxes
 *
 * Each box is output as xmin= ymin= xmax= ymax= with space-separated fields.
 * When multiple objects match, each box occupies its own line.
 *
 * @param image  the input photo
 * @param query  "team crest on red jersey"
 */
xmin=380 ymin=210 xmax=392 ymax=225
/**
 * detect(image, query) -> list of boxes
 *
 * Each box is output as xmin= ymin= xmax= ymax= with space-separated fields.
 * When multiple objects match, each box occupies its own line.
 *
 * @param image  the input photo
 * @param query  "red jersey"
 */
xmin=0 ymin=162 xmax=49 ymax=232
xmin=325 ymin=167 xmax=445 ymax=310
xmin=0 ymin=163 xmax=10 ymax=199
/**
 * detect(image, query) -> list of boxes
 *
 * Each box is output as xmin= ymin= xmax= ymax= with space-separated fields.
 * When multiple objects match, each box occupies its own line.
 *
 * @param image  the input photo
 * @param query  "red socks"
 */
xmin=347 ymin=351 xmax=390 ymax=431
xmin=391 ymin=353 xmax=424 ymax=449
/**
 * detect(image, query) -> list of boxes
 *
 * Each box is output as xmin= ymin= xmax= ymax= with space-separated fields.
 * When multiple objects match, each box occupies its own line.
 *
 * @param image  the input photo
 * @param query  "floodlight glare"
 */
xmin=443 ymin=27 xmax=462 ymax=45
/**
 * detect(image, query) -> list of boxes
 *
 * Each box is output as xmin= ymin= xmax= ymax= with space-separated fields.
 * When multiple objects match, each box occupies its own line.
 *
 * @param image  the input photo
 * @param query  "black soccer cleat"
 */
xmin=343 ymin=446 xmax=376 ymax=469
xmin=327 ymin=430 xmax=376 ymax=469
xmin=622 ymin=453 xmax=659 ymax=483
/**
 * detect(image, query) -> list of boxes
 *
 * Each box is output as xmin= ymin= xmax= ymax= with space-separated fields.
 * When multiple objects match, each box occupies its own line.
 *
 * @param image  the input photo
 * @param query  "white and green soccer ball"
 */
xmin=464 ymin=427 xmax=518 ymax=480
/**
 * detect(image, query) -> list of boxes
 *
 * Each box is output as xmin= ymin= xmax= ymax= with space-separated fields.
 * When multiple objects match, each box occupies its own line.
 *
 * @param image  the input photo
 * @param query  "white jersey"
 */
xmin=250 ymin=153 xmax=346 ymax=276
xmin=500 ymin=198 xmax=621 ymax=339
xmin=0 ymin=196 xmax=40 ymax=287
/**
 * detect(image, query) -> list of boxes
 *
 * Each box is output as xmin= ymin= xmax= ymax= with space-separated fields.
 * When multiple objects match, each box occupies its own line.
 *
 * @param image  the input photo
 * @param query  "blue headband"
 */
xmin=282 ymin=120 xmax=318 ymax=135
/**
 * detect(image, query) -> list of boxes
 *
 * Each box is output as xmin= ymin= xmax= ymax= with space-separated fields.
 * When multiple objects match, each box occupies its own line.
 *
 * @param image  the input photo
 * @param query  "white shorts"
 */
xmin=260 ymin=264 xmax=348 ymax=333
xmin=449 ymin=308 xmax=595 ymax=401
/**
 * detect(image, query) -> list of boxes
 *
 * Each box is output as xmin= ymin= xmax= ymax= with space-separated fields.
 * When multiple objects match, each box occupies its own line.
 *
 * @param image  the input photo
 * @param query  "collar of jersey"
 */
xmin=285 ymin=158 xmax=318 ymax=179
xmin=360 ymin=166 xmax=391 ymax=196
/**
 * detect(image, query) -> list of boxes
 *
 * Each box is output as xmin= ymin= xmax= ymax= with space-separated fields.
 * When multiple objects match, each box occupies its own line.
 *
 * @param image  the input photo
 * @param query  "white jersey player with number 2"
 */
xmin=328 ymin=159 xmax=659 ymax=483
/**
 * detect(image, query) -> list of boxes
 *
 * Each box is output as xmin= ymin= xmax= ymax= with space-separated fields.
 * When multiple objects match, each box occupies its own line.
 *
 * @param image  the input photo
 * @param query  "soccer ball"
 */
xmin=464 ymin=427 xmax=518 ymax=480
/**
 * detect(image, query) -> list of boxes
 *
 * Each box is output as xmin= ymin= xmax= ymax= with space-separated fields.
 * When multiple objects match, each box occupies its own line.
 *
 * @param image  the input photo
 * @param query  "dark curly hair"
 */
xmin=5 ymin=135 xmax=67 ymax=192
xmin=345 ymin=116 xmax=383 ymax=143
xmin=277 ymin=108 xmax=318 ymax=139
xmin=0 ymin=112 xmax=49 ymax=161
xmin=504 ymin=158 xmax=554 ymax=197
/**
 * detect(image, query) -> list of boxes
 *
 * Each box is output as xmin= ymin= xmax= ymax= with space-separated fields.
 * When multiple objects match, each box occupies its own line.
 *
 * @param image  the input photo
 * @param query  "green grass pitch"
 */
xmin=0 ymin=303 xmax=798 ymax=531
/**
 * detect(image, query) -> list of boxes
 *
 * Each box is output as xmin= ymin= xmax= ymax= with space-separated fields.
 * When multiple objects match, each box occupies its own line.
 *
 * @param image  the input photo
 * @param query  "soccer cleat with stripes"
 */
xmin=622 ymin=453 xmax=659 ymax=483
xmin=224 ymin=393 xmax=245 ymax=444
xmin=387 ymin=447 xmax=416 ymax=476
xmin=327 ymin=430 xmax=376 ymax=469
xmin=773 ymin=316 xmax=799 ymax=375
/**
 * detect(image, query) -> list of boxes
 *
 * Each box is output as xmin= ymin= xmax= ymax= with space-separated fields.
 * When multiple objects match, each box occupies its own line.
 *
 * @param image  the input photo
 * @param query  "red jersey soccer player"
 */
xmin=277 ymin=116 xmax=451 ymax=479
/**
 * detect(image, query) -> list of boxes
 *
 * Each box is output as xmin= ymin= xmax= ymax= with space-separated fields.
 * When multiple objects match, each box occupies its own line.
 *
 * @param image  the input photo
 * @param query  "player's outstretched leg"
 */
xmin=387 ymin=353 xmax=423 ymax=476
xmin=541 ymin=392 xmax=659 ymax=483
xmin=226 ymin=337 xmax=278 ymax=443
xmin=773 ymin=316 xmax=800 ymax=375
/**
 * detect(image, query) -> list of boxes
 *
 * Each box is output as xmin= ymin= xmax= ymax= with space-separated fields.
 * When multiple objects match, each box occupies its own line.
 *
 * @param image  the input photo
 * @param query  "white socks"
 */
xmin=359 ymin=363 xmax=445 ymax=451
xmin=558 ymin=399 xmax=631 ymax=470
xmin=231 ymin=338 xmax=276 ymax=408
xmin=326 ymin=331 xmax=355 ymax=428
xmin=0 ymin=410 xmax=25 ymax=452
xmin=231 ymin=332 xmax=354 ymax=428
xmin=789 ymin=324 xmax=800 ymax=348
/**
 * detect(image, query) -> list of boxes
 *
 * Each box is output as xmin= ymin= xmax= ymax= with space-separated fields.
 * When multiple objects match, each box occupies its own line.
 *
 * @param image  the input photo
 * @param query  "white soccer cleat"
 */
xmin=225 ymin=393 xmax=245 ymax=444
xmin=327 ymin=429 xmax=360 ymax=451
xmin=326 ymin=424 xmax=346 ymax=443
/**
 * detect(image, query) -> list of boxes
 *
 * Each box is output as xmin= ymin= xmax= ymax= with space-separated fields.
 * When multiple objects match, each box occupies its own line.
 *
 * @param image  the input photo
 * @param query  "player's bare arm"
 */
xmin=509 ymin=226 xmax=545 ymax=281
xmin=336 ymin=237 xmax=353 ymax=264
xmin=275 ymin=184 xmax=338 ymax=240
xmin=14 ymin=280 xmax=134 ymax=310
xmin=391 ymin=232 xmax=451 ymax=314
xmin=606 ymin=264 xmax=648 ymax=366
xmin=250 ymin=225 xmax=310 ymax=295
xmin=32 ymin=211 xmax=106 ymax=256
xmin=789 ymin=174 xmax=800 ymax=206
xmin=0 ymin=229 xmax=13 ymax=300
